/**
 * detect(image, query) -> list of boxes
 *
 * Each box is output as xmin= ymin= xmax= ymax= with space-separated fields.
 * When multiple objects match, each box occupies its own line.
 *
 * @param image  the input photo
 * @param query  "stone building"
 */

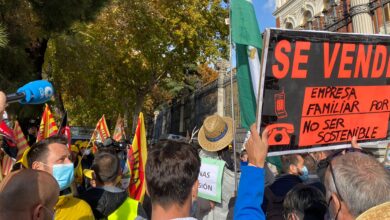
xmin=274 ymin=0 xmax=390 ymax=34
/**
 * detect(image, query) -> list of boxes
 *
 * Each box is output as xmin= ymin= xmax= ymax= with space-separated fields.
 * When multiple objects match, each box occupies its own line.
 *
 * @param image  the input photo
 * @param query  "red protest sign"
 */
xmin=257 ymin=29 xmax=390 ymax=156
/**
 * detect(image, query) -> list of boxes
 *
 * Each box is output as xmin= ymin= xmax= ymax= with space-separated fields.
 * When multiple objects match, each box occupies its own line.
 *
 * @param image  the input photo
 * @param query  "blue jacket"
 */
xmin=234 ymin=165 xmax=265 ymax=220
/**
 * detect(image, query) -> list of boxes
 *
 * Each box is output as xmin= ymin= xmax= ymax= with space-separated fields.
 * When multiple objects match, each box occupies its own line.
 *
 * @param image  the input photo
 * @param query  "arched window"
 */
xmin=285 ymin=22 xmax=293 ymax=29
xmin=303 ymin=10 xmax=313 ymax=30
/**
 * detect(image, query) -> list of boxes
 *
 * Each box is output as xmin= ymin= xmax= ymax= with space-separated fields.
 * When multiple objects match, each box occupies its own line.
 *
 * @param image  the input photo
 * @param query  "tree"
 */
xmin=0 ymin=0 xmax=110 ymax=124
xmin=44 ymin=0 xmax=229 ymax=131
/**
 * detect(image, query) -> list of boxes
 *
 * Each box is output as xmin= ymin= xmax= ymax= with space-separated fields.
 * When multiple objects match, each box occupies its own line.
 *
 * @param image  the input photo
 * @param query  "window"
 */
xmin=303 ymin=10 xmax=313 ymax=30
xmin=323 ymin=0 xmax=330 ymax=10
xmin=385 ymin=3 xmax=390 ymax=22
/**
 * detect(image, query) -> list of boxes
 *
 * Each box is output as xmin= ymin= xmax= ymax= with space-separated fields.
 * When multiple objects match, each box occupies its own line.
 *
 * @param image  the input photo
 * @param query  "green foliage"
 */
xmin=0 ymin=0 xmax=110 ymax=122
xmin=44 ymin=0 xmax=228 ymax=127
xmin=28 ymin=0 xmax=110 ymax=33
xmin=0 ymin=24 xmax=8 ymax=47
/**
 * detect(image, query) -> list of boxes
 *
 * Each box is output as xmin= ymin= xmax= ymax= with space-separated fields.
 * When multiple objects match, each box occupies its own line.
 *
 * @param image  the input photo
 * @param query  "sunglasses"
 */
xmin=320 ymin=148 xmax=369 ymax=202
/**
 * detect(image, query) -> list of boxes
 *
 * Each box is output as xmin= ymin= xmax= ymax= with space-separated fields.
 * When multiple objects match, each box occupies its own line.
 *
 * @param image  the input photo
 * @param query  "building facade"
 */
xmin=274 ymin=0 xmax=390 ymax=34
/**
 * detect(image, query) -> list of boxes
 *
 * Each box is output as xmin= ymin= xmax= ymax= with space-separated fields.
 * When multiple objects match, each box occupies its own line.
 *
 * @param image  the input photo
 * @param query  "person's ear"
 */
xmin=192 ymin=180 xmax=199 ymax=200
xmin=330 ymin=192 xmax=341 ymax=214
xmin=88 ymin=173 xmax=96 ymax=187
xmin=289 ymin=164 xmax=297 ymax=174
xmin=32 ymin=161 xmax=43 ymax=170
xmin=32 ymin=204 xmax=44 ymax=220
xmin=287 ymin=213 xmax=299 ymax=220
xmin=145 ymin=182 xmax=150 ymax=196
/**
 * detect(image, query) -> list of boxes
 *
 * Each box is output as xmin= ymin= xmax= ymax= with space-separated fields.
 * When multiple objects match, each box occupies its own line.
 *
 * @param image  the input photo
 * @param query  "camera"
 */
xmin=95 ymin=137 xmax=128 ymax=152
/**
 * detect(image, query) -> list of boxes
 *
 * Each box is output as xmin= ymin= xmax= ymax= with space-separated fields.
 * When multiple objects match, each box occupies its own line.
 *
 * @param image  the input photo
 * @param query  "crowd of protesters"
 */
xmin=0 ymin=90 xmax=390 ymax=220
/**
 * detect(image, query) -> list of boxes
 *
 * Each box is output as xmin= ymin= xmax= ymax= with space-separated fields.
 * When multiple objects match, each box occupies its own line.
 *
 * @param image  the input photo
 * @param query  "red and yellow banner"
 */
xmin=128 ymin=112 xmax=147 ymax=201
xmin=37 ymin=104 xmax=58 ymax=142
xmin=113 ymin=114 xmax=125 ymax=141
xmin=91 ymin=115 xmax=110 ymax=153
xmin=1 ymin=154 xmax=15 ymax=177
xmin=13 ymin=121 xmax=29 ymax=160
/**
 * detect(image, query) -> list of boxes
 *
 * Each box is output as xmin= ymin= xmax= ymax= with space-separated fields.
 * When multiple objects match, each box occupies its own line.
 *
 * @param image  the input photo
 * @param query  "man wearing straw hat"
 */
xmin=197 ymin=114 xmax=239 ymax=220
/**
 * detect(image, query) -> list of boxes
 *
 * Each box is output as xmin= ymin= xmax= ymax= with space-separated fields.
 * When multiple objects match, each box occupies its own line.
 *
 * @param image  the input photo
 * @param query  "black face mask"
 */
xmin=325 ymin=196 xmax=341 ymax=220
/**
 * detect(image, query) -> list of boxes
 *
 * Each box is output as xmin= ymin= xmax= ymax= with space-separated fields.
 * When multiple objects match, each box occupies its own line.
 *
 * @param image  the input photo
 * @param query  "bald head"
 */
xmin=0 ymin=169 xmax=59 ymax=220
xmin=0 ymin=91 xmax=6 ymax=122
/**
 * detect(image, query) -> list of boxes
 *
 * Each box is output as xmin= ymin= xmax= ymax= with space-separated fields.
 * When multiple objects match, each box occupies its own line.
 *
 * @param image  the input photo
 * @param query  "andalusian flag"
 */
xmin=90 ymin=115 xmax=110 ymax=153
xmin=13 ymin=121 xmax=29 ymax=160
xmin=231 ymin=0 xmax=262 ymax=130
xmin=37 ymin=104 xmax=58 ymax=142
xmin=113 ymin=114 xmax=125 ymax=141
xmin=128 ymin=112 xmax=147 ymax=201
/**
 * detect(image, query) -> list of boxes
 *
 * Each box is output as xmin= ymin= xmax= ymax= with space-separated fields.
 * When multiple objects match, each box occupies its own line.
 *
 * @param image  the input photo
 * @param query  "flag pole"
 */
xmin=228 ymin=0 xmax=239 ymax=195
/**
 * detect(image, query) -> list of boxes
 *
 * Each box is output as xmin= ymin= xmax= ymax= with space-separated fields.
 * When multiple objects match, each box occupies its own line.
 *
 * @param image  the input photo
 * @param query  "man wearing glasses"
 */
xmin=324 ymin=149 xmax=390 ymax=220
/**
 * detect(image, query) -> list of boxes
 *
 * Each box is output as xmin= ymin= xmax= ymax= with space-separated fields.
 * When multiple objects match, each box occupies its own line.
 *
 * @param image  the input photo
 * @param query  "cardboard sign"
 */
xmin=197 ymin=157 xmax=225 ymax=203
xmin=257 ymin=29 xmax=390 ymax=156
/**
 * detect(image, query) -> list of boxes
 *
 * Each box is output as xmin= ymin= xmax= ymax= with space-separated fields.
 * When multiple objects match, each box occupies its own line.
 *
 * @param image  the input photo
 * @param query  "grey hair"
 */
xmin=324 ymin=152 xmax=390 ymax=217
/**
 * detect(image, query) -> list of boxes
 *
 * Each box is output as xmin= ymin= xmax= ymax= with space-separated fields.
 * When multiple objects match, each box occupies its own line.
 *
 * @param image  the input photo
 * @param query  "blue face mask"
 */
xmin=52 ymin=163 xmax=75 ymax=190
xmin=299 ymin=166 xmax=309 ymax=181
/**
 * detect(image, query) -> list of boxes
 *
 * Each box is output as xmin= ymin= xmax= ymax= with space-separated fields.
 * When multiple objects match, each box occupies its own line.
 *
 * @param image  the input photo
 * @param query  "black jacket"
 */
xmin=80 ymin=187 xmax=147 ymax=219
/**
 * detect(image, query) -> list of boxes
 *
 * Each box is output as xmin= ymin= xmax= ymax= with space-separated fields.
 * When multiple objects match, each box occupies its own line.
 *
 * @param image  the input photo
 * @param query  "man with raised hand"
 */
xmin=234 ymin=124 xmax=268 ymax=219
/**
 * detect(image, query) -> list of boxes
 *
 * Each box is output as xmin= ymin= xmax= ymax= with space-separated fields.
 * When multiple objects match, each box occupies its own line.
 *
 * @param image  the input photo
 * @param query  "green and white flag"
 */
xmin=231 ymin=0 xmax=263 ymax=130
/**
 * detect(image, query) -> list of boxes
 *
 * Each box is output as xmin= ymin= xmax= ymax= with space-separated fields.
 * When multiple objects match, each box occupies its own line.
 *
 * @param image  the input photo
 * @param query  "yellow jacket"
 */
xmin=74 ymin=156 xmax=84 ymax=185
xmin=108 ymin=197 xmax=139 ymax=220
xmin=55 ymin=194 xmax=95 ymax=220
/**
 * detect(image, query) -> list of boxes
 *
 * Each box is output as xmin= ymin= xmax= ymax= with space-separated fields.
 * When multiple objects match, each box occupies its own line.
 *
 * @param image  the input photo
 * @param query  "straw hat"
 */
xmin=198 ymin=114 xmax=233 ymax=152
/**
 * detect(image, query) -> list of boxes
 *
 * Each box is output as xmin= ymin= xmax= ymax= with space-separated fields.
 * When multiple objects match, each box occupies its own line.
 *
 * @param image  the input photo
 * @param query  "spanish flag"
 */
xmin=13 ymin=121 xmax=29 ymax=160
xmin=37 ymin=104 xmax=58 ymax=142
xmin=90 ymin=115 xmax=110 ymax=153
xmin=128 ymin=112 xmax=147 ymax=202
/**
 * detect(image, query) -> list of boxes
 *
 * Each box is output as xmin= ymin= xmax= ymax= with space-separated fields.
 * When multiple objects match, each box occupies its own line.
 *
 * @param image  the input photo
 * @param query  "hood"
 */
xmin=81 ymin=187 xmax=128 ymax=218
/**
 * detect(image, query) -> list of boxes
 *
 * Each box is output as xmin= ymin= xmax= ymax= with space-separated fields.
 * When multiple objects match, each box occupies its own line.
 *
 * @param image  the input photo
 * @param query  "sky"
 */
xmin=253 ymin=0 xmax=276 ymax=32
xmin=230 ymin=0 xmax=276 ymax=66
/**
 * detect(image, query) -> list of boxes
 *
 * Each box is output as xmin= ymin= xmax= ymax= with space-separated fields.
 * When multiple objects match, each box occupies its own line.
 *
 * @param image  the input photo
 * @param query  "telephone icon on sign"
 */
xmin=274 ymin=89 xmax=287 ymax=119
xmin=266 ymin=123 xmax=294 ymax=146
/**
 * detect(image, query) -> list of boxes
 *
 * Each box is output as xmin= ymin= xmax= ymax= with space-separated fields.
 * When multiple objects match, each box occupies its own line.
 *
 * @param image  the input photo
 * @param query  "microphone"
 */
xmin=6 ymin=80 xmax=54 ymax=104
